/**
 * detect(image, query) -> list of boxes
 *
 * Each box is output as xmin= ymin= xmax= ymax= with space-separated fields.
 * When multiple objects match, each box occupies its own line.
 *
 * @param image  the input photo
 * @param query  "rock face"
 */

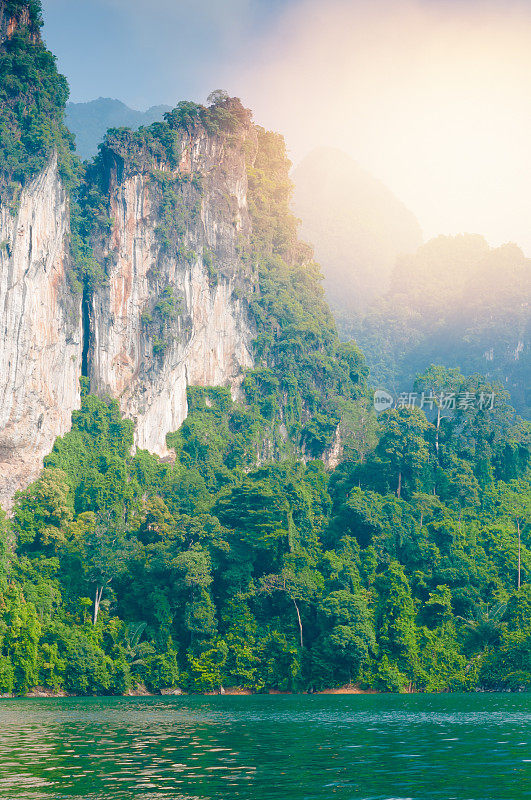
xmin=0 ymin=2 xmax=38 ymax=45
xmin=0 ymin=14 xmax=262 ymax=506
xmin=0 ymin=158 xmax=82 ymax=508
xmin=88 ymin=124 xmax=256 ymax=456
xmin=0 ymin=116 xmax=258 ymax=505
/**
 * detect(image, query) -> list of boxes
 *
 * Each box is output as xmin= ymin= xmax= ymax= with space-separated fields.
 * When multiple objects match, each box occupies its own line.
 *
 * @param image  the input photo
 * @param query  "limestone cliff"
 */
xmin=0 ymin=157 xmax=82 ymax=508
xmin=0 ymin=0 xmax=353 ymax=509
xmin=0 ymin=89 xmax=357 ymax=507
xmin=0 ymin=112 xmax=257 ymax=505
xmin=87 ymin=114 xmax=256 ymax=456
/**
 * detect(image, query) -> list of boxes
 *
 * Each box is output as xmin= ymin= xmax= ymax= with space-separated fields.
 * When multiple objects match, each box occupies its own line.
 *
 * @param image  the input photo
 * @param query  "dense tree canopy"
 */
xmin=0 ymin=374 xmax=528 ymax=695
xmin=0 ymin=0 xmax=77 ymax=201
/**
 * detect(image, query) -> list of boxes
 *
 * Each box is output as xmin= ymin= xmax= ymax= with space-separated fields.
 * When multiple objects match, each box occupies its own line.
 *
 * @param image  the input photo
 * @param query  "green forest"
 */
xmin=0 ymin=0 xmax=530 ymax=696
xmin=1 ymin=371 xmax=530 ymax=695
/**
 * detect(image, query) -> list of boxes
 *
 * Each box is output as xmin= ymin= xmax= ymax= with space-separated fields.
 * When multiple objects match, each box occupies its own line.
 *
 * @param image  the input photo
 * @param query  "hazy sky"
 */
xmin=42 ymin=0 xmax=531 ymax=253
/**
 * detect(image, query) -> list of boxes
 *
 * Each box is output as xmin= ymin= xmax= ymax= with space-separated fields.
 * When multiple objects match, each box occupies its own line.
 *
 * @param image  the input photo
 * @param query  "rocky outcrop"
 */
xmin=0 ymin=1 xmax=39 ymax=45
xmin=0 ymin=157 xmax=82 ymax=508
xmin=88 ymin=123 xmax=256 ymax=456
xmin=0 ymin=117 xmax=258 ymax=505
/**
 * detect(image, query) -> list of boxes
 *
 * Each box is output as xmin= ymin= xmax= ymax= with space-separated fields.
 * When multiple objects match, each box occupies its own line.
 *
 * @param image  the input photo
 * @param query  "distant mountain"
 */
xmin=66 ymin=98 xmax=171 ymax=160
xmin=291 ymin=149 xmax=530 ymax=416
xmin=291 ymin=147 xmax=423 ymax=313
xmin=347 ymin=234 xmax=531 ymax=417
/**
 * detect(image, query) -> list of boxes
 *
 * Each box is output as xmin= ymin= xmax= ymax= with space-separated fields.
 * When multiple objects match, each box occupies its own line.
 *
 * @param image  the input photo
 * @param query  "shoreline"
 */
xmin=2 ymin=684 xmax=525 ymax=699
xmin=2 ymin=684 xmax=382 ymax=699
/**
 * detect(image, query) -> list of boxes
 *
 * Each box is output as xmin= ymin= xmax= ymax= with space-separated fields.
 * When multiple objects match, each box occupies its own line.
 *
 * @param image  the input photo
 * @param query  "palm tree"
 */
xmin=459 ymin=603 xmax=507 ymax=655
xmin=122 ymin=622 xmax=154 ymax=672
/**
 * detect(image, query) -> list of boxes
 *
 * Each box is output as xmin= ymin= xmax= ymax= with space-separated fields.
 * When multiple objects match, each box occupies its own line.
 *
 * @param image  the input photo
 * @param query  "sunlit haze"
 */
xmin=224 ymin=0 xmax=531 ymax=254
xmin=43 ymin=0 xmax=531 ymax=253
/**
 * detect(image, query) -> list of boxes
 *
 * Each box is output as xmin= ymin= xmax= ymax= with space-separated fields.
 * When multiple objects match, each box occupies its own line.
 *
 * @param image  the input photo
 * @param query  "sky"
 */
xmin=42 ymin=0 xmax=531 ymax=253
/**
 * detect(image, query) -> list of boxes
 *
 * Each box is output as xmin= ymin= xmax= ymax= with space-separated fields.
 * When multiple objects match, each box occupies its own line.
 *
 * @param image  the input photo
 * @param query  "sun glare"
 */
xmin=228 ymin=0 xmax=531 ymax=252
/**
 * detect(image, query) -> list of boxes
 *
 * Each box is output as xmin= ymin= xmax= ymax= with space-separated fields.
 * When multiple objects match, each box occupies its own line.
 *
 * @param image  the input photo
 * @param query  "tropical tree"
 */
xmin=498 ymin=480 xmax=531 ymax=589
xmin=375 ymin=408 xmax=432 ymax=498
xmin=77 ymin=513 xmax=139 ymax=624
xmin=459 ymin=602 xmax=507 ymax=655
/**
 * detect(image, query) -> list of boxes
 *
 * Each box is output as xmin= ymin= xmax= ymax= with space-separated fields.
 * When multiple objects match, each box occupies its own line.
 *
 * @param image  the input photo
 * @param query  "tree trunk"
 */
xmin=93 ymin=586 xmax=104 ymax=625
xmin=435 ymin=406 xmax=441 ymax=455
xmin=397 ymin=471 xmax=402 ymax=499
xmin=293 ymin=598 xmax=303 ymax=648
xmin=518 ymin=520 xmax=521 ymax=590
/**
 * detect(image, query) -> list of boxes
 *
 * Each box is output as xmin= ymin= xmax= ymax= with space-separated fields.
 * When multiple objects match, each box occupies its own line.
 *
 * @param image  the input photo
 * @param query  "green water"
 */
xmin=0 ymin=694 xmax=528 ymax=799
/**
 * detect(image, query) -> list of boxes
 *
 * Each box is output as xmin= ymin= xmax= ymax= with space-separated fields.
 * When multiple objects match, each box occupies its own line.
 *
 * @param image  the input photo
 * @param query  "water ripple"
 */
xmin=0 ymin=693 xmax=528 ymax=800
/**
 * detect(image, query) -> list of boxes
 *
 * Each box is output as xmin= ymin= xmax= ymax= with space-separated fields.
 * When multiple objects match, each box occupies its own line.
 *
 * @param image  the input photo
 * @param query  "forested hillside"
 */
xmin=0 ymin=0 xmax=529 ymax=696
xmin=338 ymin=235 xmax=530 ymax=419
xmin=0 ymin=0 xmax=76 ymax=199
xmin=2 ymin=368 xmax=530 ymax=695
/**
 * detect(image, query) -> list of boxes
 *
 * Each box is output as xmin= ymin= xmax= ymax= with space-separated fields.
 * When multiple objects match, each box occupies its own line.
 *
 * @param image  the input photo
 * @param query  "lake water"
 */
xmin=0 ymin=694 xmax=528 ymax=800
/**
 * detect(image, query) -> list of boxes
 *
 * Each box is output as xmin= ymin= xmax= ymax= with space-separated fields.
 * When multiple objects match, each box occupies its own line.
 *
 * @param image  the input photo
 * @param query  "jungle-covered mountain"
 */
xmin=293 ymin=153 xmax=530 ymax=419
xmin=344 ymin=235 xmax=531 ymax=419
xmin=0 ymin=0 xmax=529 ymax=697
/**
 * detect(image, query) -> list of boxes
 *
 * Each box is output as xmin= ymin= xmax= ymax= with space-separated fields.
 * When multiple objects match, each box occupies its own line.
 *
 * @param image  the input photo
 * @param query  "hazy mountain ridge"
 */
xmin=343 ymin=234 xmax=531 ymax=418
xmin=292 ymin=146 xmax=423 ymax=311
xmin=66 ymin=98 xmax=172 ymax=160
xmin=291 ymin=150 xmax=530 ymax=417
